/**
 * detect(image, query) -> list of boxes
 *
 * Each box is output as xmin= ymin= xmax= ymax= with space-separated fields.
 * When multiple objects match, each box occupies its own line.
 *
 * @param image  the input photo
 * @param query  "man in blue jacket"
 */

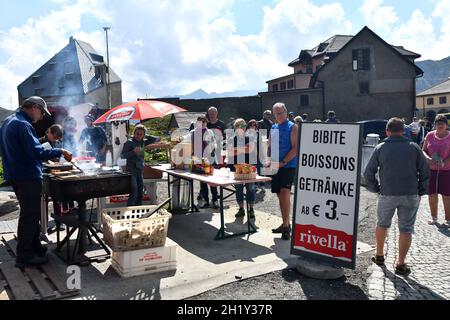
xmin=0 ymin=96 xmax=72 ymax=268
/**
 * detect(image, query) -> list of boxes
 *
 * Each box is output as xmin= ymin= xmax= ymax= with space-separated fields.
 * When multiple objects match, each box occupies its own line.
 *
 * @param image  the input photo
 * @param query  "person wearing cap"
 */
xmin=288 ymin=112 xmax=295 ymax=122
xmin=79 ymin=113 xmax=108 ymax=164
xmin=0 ymin=96 xmax=72 ymax=269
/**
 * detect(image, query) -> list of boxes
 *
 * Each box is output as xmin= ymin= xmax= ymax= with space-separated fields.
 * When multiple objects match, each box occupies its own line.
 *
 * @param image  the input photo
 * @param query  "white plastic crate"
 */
xmin=111 ymin=238 xmax=177 ymax=278
xmin=102 ymin=205 xmax=172 ymax=251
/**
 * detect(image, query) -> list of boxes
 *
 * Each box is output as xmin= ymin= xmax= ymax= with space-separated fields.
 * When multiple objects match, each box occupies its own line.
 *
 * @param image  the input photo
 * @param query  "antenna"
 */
xmin=103 ymin=27 xmax=112 ymax=109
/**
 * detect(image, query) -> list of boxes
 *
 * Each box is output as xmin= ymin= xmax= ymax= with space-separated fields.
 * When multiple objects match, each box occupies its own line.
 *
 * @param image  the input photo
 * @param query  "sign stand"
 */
xmin=295 ymin=257 xmax=344 ymax=280
xmin=291 ymin=122 xmax=362 ymax=276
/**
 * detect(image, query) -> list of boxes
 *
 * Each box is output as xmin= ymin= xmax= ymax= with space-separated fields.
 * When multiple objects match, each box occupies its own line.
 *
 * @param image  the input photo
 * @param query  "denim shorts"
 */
xmin=377 ymin=195 xmax=420 ymax=233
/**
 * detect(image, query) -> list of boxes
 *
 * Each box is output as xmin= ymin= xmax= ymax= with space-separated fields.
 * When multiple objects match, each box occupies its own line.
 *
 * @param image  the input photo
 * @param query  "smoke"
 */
xmin=53 ymin=95 xmax=95 ymax=157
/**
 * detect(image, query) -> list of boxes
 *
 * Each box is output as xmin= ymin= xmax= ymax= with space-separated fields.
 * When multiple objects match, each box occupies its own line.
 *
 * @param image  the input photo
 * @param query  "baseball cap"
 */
xmin=24 ymin=96 xmax=51 ymax=116
xmin=289 ymin=112 xmax=294 ymax=116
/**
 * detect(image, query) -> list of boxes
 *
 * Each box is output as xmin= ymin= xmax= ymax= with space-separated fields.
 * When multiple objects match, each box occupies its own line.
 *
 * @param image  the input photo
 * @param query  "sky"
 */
xmin=1 ymin=0 xmax=450 ymax=109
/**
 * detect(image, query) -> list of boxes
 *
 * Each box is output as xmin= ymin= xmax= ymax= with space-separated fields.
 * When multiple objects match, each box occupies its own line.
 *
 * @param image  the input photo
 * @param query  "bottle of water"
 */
xmin=105 ymin=151 xmax=113 ymax=167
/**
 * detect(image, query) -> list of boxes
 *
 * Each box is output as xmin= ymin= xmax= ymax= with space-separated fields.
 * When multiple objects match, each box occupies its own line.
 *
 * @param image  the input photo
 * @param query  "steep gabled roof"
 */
xmin=391 ymin=45 xmax=421 ymax=59
xmin=417 ymin=78 xmax=450 ymax=96
xmin=311 ymin=26 xmax=423 ymax=86
xmin=18 ymin=37 xmax=121 ymax=99
xmin=289 ymin=29 xmax=421 ymax=67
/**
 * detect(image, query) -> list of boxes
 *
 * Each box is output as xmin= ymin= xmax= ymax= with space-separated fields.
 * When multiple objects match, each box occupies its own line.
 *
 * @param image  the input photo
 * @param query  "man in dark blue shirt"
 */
xmin=0 ymin=96 xmax=72 ymax=268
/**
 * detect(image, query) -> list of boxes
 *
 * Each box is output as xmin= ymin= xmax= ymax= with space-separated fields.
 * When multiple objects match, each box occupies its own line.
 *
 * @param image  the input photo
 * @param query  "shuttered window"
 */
xmin=352 ymin=48 xmax=370 ymax=71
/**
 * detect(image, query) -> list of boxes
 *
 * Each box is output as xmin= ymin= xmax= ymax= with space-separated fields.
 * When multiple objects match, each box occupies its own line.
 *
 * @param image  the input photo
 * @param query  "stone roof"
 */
xmin=18 ymin=37 xmax=121 ymax=100
xmin=289 ymin=33 xmax=420 ymax=66
xmin=417 ymin=78 xmax=450 ymax=96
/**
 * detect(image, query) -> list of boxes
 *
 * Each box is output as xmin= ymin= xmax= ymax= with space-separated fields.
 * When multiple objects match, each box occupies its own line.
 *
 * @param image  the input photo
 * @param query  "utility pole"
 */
xmin=103 ymin=27 xmax=111 ymax=109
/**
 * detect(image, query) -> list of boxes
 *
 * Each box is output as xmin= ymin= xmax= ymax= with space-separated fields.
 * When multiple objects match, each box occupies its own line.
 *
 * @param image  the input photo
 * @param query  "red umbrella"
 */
xmin=93 ymin=100 xmax=187 ymax=124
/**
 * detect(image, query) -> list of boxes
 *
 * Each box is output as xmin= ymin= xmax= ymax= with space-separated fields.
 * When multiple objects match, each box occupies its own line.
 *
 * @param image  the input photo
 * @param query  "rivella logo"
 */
xmin=294 ymin=224 xmax=353 ymax=260
xmin=106 ymin=106 xmax=136 ymax=121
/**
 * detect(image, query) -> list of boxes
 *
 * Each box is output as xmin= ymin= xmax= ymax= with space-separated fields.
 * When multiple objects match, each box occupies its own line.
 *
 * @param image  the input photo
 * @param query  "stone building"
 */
xmin=17 ymin=36 xmax=122 ymax=136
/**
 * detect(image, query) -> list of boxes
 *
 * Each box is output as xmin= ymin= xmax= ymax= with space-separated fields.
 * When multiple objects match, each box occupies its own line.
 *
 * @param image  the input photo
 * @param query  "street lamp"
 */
xmin=103 ymin=26 xmax=111 ymax=109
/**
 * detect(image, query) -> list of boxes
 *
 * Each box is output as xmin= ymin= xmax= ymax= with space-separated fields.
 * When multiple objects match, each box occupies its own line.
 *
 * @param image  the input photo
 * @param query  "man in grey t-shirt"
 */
xmin=364 ymin=117 xmax=429 ymax=276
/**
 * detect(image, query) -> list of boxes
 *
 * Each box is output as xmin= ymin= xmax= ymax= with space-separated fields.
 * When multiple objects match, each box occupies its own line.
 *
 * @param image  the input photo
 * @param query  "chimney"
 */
xmin=69 ymin=36 xmax=74 ymax=43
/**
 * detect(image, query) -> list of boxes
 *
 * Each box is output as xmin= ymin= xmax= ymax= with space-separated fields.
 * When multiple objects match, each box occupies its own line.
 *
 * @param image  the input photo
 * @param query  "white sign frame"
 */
xmin=291 ymin=122 xmax=362 ymax=269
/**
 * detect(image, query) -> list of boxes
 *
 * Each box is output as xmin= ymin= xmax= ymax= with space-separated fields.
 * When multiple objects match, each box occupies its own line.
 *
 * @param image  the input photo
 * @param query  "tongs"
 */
xmin=71 ymin=160 xmax=84 ymax=173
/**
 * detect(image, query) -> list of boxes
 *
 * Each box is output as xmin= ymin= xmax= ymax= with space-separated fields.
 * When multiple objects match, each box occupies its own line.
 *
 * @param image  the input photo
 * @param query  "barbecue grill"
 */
xmin=42 ymin=171 xmax=131 ymax=265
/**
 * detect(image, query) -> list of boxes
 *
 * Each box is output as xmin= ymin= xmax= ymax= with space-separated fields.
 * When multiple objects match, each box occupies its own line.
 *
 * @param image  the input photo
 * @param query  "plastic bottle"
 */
xmin=105 ymin=151 xmax=113 ymax=167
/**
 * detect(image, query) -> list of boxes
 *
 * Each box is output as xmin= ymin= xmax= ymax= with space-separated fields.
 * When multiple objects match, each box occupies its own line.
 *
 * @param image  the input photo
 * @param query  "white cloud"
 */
xmin=1 ymin=0 xmax=355 ymax=109
xmin=358 ymin=0 xmax=398 ymax=32
xmin=0 ymin=0 xmax=109 ymax=108
xmin=386 ymin=0 xmax=450 ymax=61
xmin=28 ymin=0 xmax=450 ymax=111
xmin=389 ymin=10 xmax=437 ymax=59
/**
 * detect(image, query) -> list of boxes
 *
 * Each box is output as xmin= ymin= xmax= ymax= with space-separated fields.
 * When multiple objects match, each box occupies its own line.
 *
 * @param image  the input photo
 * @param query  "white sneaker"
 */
xmin=428 ymin=217 xmax=438 ymax=225
xmin=443 ymin=220 xmax=450 ymax=228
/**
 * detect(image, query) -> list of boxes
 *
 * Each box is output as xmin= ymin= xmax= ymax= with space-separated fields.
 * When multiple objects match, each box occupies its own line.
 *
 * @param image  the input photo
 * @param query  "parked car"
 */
xmin=437 ymin=112 xmax=450 ymax=127
xmin=357 ymin=119 xmax=388 ymax=143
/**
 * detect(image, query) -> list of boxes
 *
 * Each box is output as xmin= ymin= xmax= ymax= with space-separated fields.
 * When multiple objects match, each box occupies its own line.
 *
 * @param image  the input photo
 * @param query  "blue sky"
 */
xmin=1 ymin=0 xmax=449 ymax=108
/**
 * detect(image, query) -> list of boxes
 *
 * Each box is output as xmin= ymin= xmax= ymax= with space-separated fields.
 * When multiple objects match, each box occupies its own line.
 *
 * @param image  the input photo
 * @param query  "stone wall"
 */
xmin=156 ymin=96 xmax=262 ymax=125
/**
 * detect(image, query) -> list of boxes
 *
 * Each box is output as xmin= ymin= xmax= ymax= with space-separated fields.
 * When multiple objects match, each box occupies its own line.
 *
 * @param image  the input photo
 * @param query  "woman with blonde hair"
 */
xmin=227 ymin=118 xmax=257 ymax=219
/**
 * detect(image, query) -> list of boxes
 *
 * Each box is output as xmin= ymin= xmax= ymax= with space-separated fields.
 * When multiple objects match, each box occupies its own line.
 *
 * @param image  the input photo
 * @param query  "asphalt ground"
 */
xmin=0 ymin=182 xmax=378 ymax=300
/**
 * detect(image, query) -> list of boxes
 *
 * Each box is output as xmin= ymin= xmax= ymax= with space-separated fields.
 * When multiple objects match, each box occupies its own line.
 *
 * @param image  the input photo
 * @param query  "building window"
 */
xmin=32 ymin=75 xmax=40 ymax=84
xmin=352 ymin=48 xmax=370 ymax=71
xmin=287 ymin=80 xmax=294 ymax=89
xmin=300 ymin=95 xmax=309 ymax=106
xmin=359 ymin=81 xmax=369 ymax=94
xmin=427 ymin=98 xmax=434 ymax=105
xmin=280 ymin=82 xmax=286 ymax=91
xmin=439 ymin=96 xmax=447 ymax=104
xmin=272 ymin=84 xmax=278 ymax=92
xmin=34 ymin=88 xmax=43 ymax=96
xmin=306 ymin=65 xmax=313 ymax=74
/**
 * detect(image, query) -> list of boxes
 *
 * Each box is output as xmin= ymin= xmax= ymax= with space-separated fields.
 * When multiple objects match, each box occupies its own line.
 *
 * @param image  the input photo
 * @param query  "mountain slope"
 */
xmin=416 ymin=56 xmax=450 ymax=93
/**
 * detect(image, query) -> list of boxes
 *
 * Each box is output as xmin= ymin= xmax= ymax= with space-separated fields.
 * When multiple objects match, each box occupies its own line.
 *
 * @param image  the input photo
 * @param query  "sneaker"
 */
xmin=235 ymin=208 xmax=245 ymax=218
xmin=443 ymin=220 xmax=450 ymax=228
xmin=200 ymin=202 xmax=210 ymax=209
xmin=212 ymin=201 xmax=219 ymax=209
xmin=33 ymin=244 xmax=48 ymax=257
xmin=272 ymin=224 xmax=291 ymax=234
xmin=248 ymin=208 xmax=255 ymax=219
xmin=428 ymin=217 xmax=438 ymax=225
xmin=395 ymin=264 xmax=411 ymax=276
xmin=281 ymin=227 xmax=291 ymax=240
xmin=15 ymin=255 xmax=49 ymax=269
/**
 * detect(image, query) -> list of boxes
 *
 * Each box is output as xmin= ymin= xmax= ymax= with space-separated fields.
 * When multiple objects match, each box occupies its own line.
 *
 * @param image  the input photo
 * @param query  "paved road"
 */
xmin=366 ymin=198 xmax=449 ymax=300
xmin=1 ymin=182 xmax=449 ymax=300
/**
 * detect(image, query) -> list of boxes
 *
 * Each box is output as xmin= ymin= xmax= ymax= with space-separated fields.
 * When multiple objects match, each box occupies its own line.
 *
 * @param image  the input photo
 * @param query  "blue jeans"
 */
xmin=235 ymin=183 xmax=256 ymax=205
xmin=128 ymin=173 xmax=144 ymax=206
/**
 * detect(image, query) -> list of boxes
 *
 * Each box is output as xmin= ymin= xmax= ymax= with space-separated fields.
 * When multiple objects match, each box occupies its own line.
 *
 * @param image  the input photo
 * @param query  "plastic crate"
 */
xmin=102 ymin=205 xmax=172 ymax=251
xmin=111 ymin=238 xmax=177 ymax=278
